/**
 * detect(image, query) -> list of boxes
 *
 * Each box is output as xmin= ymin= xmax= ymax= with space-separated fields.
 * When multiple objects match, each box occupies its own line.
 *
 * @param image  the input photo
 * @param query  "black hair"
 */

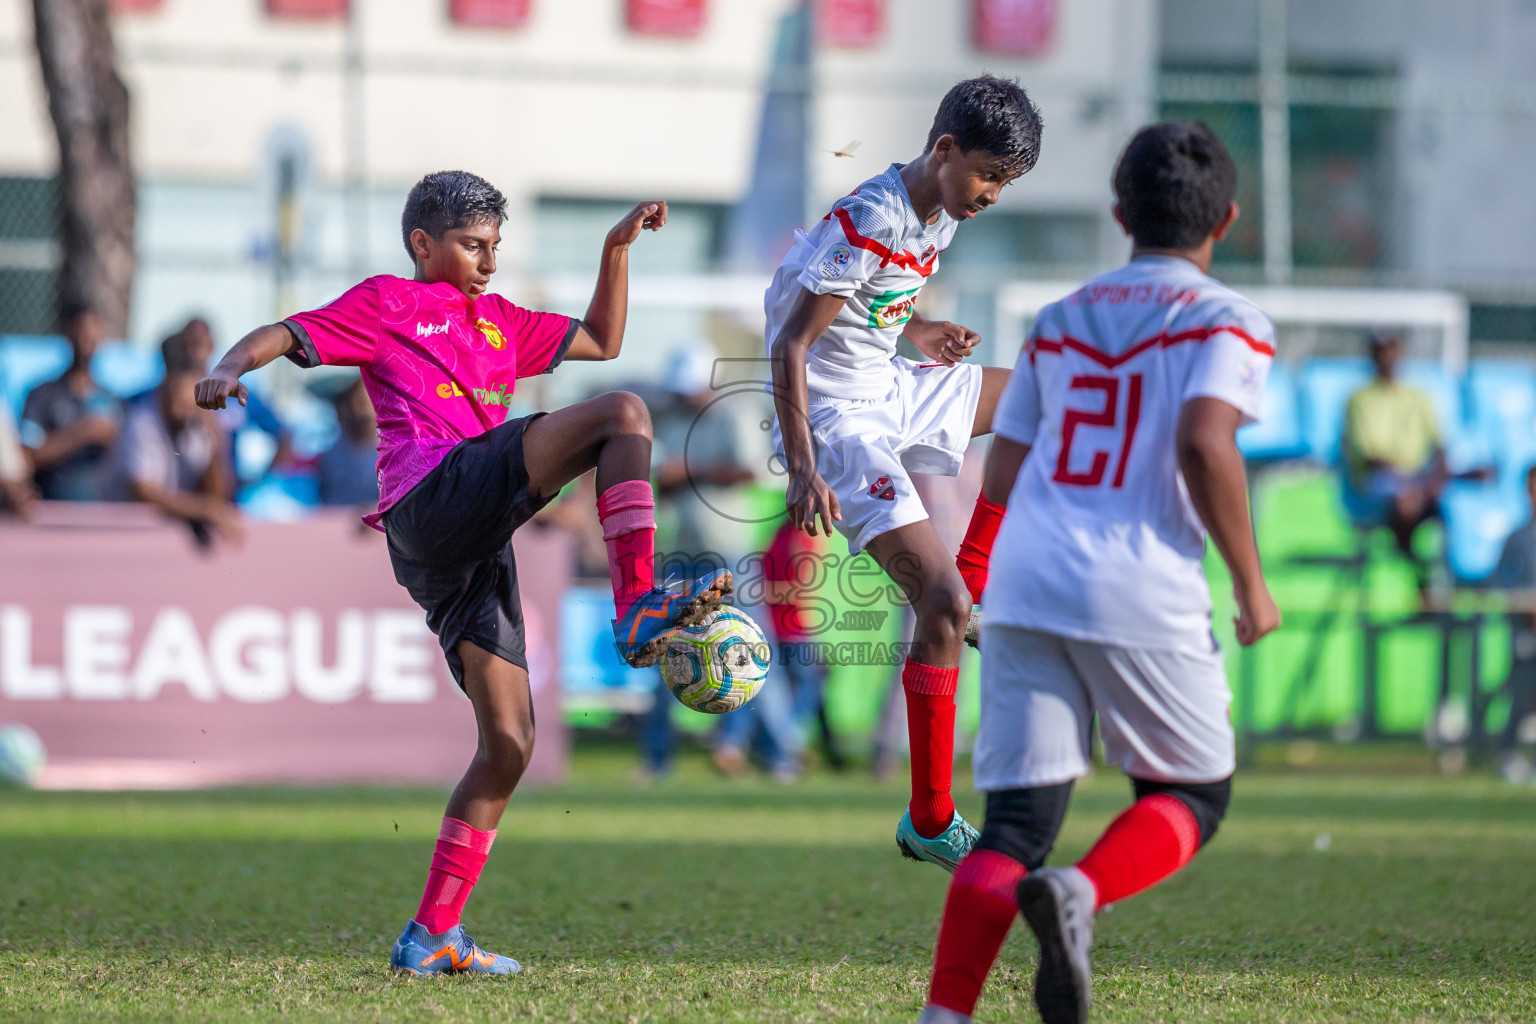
xmin=58 ymin=296 xmax=94 ymax=328
xmin=400 ymin=170 xmax=508 ymax=261
xmin=160 ymin=331 xmax=196 ymax=375
xmin=924 ymin=74 xmax=1043 ymax=175
xmin=1112 ymin=121 xmax=1237 ymax=250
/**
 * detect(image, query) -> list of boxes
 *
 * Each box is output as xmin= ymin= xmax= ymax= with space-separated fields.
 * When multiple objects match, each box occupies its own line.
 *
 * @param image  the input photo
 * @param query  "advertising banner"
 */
xmin=265 ymin=0 xmax=349 ymax=19
xmin=626 ymin=0 xmax=707 ymax=37
xmin=818 ymin=0 xmax=884 ymax=48
xmin=0 ymin=505 xmax=569 ymax=789
xmin=973 ymin=0 xmax=1057 ymax=56
xmin=449 ymin=0 xmax=533 ymax=29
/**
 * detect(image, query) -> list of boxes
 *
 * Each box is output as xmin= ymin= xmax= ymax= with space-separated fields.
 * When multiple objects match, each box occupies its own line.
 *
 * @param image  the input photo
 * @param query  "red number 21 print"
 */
xmin=1052 ymin=373 xmax=1144 ymax=488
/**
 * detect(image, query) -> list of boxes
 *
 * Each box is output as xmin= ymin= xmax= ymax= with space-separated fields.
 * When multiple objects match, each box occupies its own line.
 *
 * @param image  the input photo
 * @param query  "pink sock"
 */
xmin=597 ymin=480 xmax=656 ymax=616
xmin=415 ymin=817 xmax=497 ymax=935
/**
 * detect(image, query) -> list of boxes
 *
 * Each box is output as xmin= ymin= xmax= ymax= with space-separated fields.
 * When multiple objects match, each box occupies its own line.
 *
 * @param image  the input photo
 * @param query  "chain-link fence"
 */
xmin=0 ymin=176 xmax=61 ymax=336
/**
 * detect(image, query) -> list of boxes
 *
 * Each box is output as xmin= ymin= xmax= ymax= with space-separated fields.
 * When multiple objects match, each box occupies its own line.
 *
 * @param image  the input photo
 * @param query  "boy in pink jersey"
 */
xmin=196 ymin=171 xmax=730 ymax=976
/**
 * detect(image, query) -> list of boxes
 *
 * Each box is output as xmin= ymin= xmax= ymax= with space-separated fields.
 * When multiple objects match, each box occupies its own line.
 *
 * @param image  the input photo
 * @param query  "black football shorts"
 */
xmin=382 ymin=413 xmax=553 ymax=689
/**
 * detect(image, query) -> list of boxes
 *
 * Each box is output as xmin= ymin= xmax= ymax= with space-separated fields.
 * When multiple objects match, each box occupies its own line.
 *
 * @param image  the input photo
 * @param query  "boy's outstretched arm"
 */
xmin=565 ymin=201 xmax=668 ymax=362
xmin=1177 ymin=396 xmax=1280 ymax=646
xmin=980 ymin=436 xmax=1031 ymax=507
xmin=769 ymin=287 xmax=849 ymax=537
xmin=195 ymin=324 xmax=299 ymax=410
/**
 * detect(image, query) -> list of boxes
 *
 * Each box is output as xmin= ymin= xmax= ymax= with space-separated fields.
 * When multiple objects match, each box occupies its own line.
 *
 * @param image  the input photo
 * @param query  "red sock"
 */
xmin=597 ymin=480 xmax=656 ymax=616
xmin=1075 ymin=793 xmax=1200 ymax=909
xmin=929 ymin=850 xmax=1027 ymax=1014
xmin=415 ymin=817 xmax=497 ymax=935
xmin=904 ymin=660 xmax=959 ymax=839
xmin=956 ymin=495 xmax=1006 ymax=606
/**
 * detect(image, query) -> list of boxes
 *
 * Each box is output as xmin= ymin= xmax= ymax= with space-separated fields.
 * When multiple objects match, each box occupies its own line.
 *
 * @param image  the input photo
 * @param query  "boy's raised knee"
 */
xmin=603 ymin=390 xmax=652 ymax=440
xmin=917 ymin=580 xmax=972 ymax=649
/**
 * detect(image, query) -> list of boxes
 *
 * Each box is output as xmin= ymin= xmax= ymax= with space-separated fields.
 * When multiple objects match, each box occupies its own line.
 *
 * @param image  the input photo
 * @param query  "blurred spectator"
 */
xmin=534 ymin=471 xmax=613 ymax=581
xmin=0 ymin=395 xmax=35 ymax=517
xmin=317 ymin=378 xmax=380 ymax=507
xmin=164 ymin=318 xmax=291 ymax=485
xmin=763 ymin=519 xmax=844 ymax=769
xmin=1343 ymin=333 xmax=1448 ymax=564
xmin=112 ymin=349 xmax=241 ymax=547
xmin=645 ymin=346 xmax=800 ymax=781
xmin=18 ymin=300 xmax=118 ymax=500
xmin=1494 ymin=466 xmax=1536 ymax=781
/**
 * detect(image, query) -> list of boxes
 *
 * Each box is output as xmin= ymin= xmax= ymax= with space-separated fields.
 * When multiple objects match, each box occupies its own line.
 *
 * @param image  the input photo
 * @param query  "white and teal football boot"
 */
xmin=895 ymin=808 xmax=979 ymax=873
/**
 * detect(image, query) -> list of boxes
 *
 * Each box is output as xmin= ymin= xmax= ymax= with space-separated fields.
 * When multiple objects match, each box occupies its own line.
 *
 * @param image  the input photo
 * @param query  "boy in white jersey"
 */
xmin=766 ymin=76 xmax=1044 ymax=870
xmin=918 ymin=122 xmax=1281 ymax=1024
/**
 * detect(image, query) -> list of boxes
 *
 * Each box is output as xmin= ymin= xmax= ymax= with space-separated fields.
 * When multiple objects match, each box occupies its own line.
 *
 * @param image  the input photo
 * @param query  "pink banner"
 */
xmin=0 ymin=504 xmax=569 ymax=789
xmin=973 ymin=0 xmax=1057 ymax=56
xmin=626 ymin=0 xmax=707 ymax=36
xmin=449 ymin=0 xmax=532 ymax=28
xmin=818 ymin=0 xmax=884 ymax=48
xmin=265 ymin=0 xmax=349 ymax=19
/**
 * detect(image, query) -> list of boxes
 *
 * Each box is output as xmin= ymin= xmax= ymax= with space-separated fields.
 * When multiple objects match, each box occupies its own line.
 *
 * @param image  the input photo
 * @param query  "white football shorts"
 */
xmin=972 ymin=625 xmax=1235 ymax=790
xmin=774 ymin=356 xmax=983 ymax=553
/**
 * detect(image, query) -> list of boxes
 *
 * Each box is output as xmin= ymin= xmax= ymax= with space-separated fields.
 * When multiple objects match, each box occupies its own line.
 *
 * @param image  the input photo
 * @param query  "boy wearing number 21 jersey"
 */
xmin=924 ymin=123 xmax=1281 ymax=1024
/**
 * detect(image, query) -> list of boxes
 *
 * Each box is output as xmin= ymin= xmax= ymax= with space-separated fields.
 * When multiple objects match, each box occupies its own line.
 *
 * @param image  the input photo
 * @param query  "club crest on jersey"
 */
xmin=476 ymin=318 xmax=507 ymax=350
xmin=819 ymin=244 xmax=853 ymax=281
xmin=867 ymin=476 xmax=896 ymax=501
xmin=868 ymin=287 xmax=920 ymax=330
xmin=1239 ymin=357 xmax=1259 ymax=390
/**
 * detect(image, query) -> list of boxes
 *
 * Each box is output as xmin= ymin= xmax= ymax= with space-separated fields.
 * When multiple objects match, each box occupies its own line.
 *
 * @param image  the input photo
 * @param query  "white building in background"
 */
xmin=0 ymin=0 xmax=1156 ymax=402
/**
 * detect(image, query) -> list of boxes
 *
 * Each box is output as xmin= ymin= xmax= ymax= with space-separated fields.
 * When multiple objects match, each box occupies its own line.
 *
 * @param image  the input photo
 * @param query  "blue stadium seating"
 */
xmin=236 ymin=472 xmax=321 ymax=521
xmin=1467 ymin=360 xmax=1536 ymax=494
xmin=1237 ymin=361 xmax=1308 ymax=461
xmin=1298 ymin=357 xmax=1374 ymax=465
xmin=0 ymin=336 xmax=69 ymax=414
xmin=1441 ymin=481 xmax=1528 ymax=583
xmin=92 ymin=344 xmax=164 ymax=399
xmin=0 ymin=335 xmax=165 ymax=413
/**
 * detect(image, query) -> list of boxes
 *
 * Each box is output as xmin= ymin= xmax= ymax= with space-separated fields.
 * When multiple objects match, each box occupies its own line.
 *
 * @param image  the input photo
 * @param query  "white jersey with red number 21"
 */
xmin=986 ymin=255 xmax=1276 ymax=652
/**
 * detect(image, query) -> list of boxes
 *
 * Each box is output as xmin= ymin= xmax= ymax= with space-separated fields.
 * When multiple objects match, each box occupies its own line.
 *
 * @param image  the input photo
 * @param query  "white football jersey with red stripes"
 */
xmin=764 ymin=164 xmax=958 ymax=400
xmin=986 ymin=255 xmax=1276 ymax=651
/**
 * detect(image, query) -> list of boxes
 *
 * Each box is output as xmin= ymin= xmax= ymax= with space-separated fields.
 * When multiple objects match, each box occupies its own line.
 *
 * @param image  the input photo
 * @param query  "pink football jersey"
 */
xmin=284 ymin=275 xmax=576 ymax=529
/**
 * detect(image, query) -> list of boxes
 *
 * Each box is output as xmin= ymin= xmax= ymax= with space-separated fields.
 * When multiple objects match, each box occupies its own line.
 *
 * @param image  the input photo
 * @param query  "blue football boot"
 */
xmin=612 ymin=569 xmax=733 ymax=668
xmin=390 ymin=919 xmax=520 ymax=976
xmin=896 ymin=808 xmax=980 ymax=873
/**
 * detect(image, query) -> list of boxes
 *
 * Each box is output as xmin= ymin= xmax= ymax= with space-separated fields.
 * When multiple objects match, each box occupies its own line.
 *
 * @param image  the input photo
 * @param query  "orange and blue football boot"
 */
xmin=612 ymin=569 xmax=733 ymax=668
xmin=390 ymin=919 xmax=519 ymax=976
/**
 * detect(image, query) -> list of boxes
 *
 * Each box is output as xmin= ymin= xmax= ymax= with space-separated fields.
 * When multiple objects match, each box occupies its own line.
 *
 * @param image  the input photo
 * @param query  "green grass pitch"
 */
xmin=2 ymin=748 xmax=1534 ymax=1023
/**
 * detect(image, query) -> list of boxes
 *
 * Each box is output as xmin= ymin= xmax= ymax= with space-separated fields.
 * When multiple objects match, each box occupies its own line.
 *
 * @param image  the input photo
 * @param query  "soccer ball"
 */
xmin=0 ymin=723 xmax=46 ymax=788
xmin=659 ymin=607 xmax=772 ymax=714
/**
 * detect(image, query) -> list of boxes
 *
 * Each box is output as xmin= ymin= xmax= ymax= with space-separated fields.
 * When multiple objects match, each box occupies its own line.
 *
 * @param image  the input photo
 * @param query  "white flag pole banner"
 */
xmin=0 ymin=505 xmax=569 ymax=790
